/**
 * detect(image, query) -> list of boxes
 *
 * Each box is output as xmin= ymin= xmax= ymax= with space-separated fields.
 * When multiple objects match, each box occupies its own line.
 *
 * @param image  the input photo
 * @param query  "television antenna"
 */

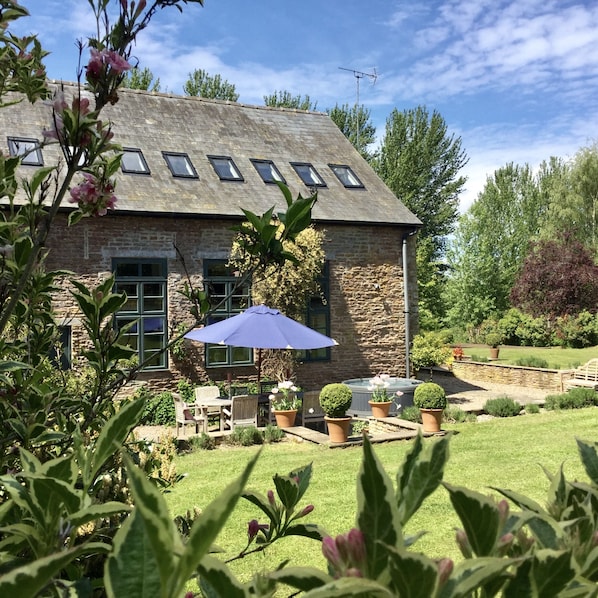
xmin=338 ymin=67 xmax=377 ymax=151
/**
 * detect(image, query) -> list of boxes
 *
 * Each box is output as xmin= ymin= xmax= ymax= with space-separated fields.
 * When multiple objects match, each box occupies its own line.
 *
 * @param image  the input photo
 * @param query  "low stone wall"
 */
xmin=450 ymin=361 xmax=569 ymax=393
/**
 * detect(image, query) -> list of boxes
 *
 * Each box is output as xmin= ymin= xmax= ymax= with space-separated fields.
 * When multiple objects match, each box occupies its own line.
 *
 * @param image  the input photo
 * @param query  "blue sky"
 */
xmin=12 ymin=0 xmax=598 ymax=212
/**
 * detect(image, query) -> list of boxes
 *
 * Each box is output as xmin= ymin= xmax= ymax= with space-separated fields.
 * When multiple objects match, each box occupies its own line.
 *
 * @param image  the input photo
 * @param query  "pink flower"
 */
xmin=322 ymin=528 xmax=366 ymax=579
xmin=86 ymin=48 xmax=131 ymax=85
xmin=247 ymin=519 xmax=268 ymax=541
xmin=69 ymin=173 xmax=117 ymax=217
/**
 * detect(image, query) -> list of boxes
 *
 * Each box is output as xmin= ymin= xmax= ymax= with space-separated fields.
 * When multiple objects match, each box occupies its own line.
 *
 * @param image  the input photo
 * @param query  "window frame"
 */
xmin=250 ymin=159 xmax=286 ymax=184
xmin=203 ymin=260 xmax=252 ymax=368
xmin=297 ymin=261 xmax=332 ymax=362
xmin=290 ymin=162 xmax=327 ymax=187
xmin=7 ymin=136 xmax=43 ymax=166
xmin=328 ymin=163 xmax=364 ymax=188
xmin=207 ymin=155 xmax=244 ymax=182
xmin=121 ymin=147 xmax=151 ymax=175
xmin=112 ymin=258 xmax=168 ymax=370
xmin=162 ymin=151 xmax=198 ymax=179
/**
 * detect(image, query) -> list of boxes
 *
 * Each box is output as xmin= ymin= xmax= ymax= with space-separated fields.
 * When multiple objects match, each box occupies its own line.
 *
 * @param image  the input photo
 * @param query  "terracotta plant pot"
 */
xmin=324 ymin=416 xmax=352 ymax=443
xmin=273 ymin=409 xmax=297 ymax=428
xmin=369 ymin=400 xmax=392 ymax=419
xmin=420 ymin=408 xmax=443 ymax=433
xmin=489 ymin=347 xmax=500 ymax=359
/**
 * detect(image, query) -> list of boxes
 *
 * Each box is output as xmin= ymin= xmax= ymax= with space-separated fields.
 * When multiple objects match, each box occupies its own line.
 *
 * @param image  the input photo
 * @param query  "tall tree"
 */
xmin=374 ymin=106 xmax=468 ymax=328
xmin=263 ymin=90 xmax=317 ymax=111
xmin=327 ymin=102 xmax=376 ymax=160
xmin=445 ymin=163 xmax=548 ymax=329
xmin=570 ymin=143 xmax=598 ymax=256
xmin=183 ymin=68 xmax=239 ymax=100
xmin=122 ymin=66 xmax=161 ymax=91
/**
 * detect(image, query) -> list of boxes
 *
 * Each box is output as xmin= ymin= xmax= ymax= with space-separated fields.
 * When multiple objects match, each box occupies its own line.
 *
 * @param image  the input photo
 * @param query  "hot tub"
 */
xmin=342 ymin=377 xmax=423 ymax=416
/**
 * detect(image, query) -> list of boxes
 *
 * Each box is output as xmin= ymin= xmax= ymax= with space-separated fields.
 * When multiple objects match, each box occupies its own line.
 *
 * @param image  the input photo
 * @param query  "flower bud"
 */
xmin=456 ymin=529 xmax=472 ymax=558
xmin=437 ymin=558 xmax=453 ymax=586
xmin=247 ymin=519 xmax=260 ymax=541
xmin=267 ymin=489 xmax=275 ymax=505
xmin=497 ymin=499 xmax=510 ymax=526
xmin=322 ymin=536 xmax=342 ymax=570
xmin=346 ymin=528 xmax=366 ymax=568
xmin=497 ymin=532 xmax=514 ymax=556
xmin=298 ymin=504 xmax=314 ymax=517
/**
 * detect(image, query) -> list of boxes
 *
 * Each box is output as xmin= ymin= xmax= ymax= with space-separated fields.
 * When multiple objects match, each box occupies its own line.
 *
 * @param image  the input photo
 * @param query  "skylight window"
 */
xmin=7 ymin=137 xmax=43 ymax=166
xmin=250 ymin=159 xmax=285 ymax=184
xmin=329 ymin=164 xmax=364 ymax=188
xmin=290 ymin=162 xmax=326 ymax=187
xmin=121 ymin=148 xmax=150 ymax=175
xmin=162 ymin=152 xmax=198 ymax=178
xmin=208 ymin=155 xmax=244 ymax=181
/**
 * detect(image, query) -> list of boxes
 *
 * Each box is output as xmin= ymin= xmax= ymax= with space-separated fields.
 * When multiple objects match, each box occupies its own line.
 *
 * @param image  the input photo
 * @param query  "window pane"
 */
xmin=208 ymin=156 xmax=243 ymax=181
xmin=141 ymin=262 xmax=163 ymax=277
xmin=8 ymin=137 xmax=43 ymax=166
xmin=163 ymin=152 xmax=197 ymax=178
xmin=232 ymin=346 xmax=252 ymax=362
xmin=115 ymin=263 xmax=139 ymax=277
xmin=291 ymin=162 xmax=326 ymax=187
xmin=329 ymin=164 xmax=364 ymax=188
xmin=207 ymin=345 xmax=228 ymax=365
xmin=251 ymin=159 xmax=285 ymax=184
xmin=121 ymin=149 xmax=149 ymax=174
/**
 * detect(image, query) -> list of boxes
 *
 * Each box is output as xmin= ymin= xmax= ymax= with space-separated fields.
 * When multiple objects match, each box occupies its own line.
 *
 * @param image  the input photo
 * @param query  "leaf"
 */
xmin=28 ymin=166 xmax=54 ymax=196
xmin=106 ymin=509 xmax=162 ymax=598
xmin=356 ymin=435 xmax=403 ymax=579
xmin=386 ymin=547 xmax=438 ymax=598
xmin=196 ymin=555 xmax=247 ymax=598
xmin=69 ymin=502 xmax=132 ymax=529
xmin=241 ymin=490 xmax=277 ymax=521
xmin=397 ymin=432 xmax=450 ymax=526
xmin=301 ymin=576 xmax=393 ymax=597
xmin=492 ymin=487 xmax=546 ymax=514
xmin=443 ymin=483 xmax=501 ymax=557
xmin=283 ymin=523 xmax=327 ymax=541
xmin=0 ymin=542 xmax=109 ymax=597
xmin=577 ymin=438 xmax=598 ymax=486
xmin=439 ymin=557 xmax=515 ymax=598
xmin=521 ymin=512 xmax=564 ymax=549
xmin=531 ymin=549 xmax=576 ymax=597
xmin=267 ymin=565 xmax=332 ymax=593
xmin=121 ymin=453 xmax=179 ymax=590
xmin=87 ymin=397 xmax=145 ymax=486
xmin=273 ymin=474 xmax=299 ymax=510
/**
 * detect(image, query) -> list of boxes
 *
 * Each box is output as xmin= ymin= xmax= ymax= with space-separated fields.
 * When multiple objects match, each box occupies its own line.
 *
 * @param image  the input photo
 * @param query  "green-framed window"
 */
xmin=203 ymin=260 xmax=252 ymax=367
xmin=113 ymin=259 xmax=168 ymax=370
xmin=299 ymin=261 xmax=331 ymax=362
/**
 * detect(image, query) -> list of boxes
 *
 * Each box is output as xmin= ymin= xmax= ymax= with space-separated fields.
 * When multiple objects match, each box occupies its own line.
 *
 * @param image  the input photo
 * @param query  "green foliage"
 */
xmin=190 ymin=432 xmax=216 ymax=450
xmin=484 ymin=331 xmax=503 ymax=348
xmin=410 ymin=330 xmax=452 ymax=376
xmin=122 ymin=65 xmax=161 ymax=91
xmin=327 ymin=102 xmax=376 ymax=160
xmin=183 ymin=68 xmax=239 ymax=100
xmin=263 ymin=90 xmax=316 ymax=110
xmin=319 ymin=383 xmax=353 ymax=417
xmin=525 ymin=403 xmax=541 ymax=414
xmin=555 ymin=310 xmax=598 ymax=348
xmin=443 ymin=405 xmax=471 ymax=423
xmin=263 ymin=424 xmax=285 ymax=443
xmin=226 ymin=425 xmax=264 ymax=447
xmin=483 ymin=396 xmax=522 ymax=417
xmin=514 ymin=356 xmax=549 ymax=368
xmin=141 ymin=391 xmax=176 ymax=426
xmin=400 ymin=405 xmax=422 ymax=422
xmin=413 ymin=381 xmax=447 ymax=410
xmin=545 ymin=388 xmax=598 ymax=410
xmin=176 ymin=378 xmax=195 ymax=402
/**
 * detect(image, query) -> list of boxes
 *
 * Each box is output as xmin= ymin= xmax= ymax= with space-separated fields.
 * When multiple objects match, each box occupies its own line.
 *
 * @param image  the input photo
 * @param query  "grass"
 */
xmin=165 ymin=408 xmax=597 ymax=584
xmin=465 ymin=344 xmax=598 ymax=370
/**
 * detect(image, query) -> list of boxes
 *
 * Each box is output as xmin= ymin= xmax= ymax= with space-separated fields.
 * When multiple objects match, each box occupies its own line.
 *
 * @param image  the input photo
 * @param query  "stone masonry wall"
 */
xmin=44 ymin=214 xmax=417 ymax=393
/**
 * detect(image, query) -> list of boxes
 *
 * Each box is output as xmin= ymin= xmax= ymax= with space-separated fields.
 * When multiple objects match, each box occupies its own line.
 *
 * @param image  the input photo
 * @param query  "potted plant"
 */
xmin=367 ymin=374 xmax=403 ymax=418
xmin=319 ymin=383 xmax=353 ymax=443
xmin=413 ymin=381 xmax=447 ymax=433
xmin=485 ymin=332 xmax=503 ymax=360
xmin=269 ymin=380 xmax=302 ymax=428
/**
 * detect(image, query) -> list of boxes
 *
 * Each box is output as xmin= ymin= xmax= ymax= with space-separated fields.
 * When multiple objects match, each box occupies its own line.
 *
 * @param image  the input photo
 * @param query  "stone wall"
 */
xmin=450 ymin=361 xmax=569 ymax=393
xmin=44 ymin=214 xmax=417 ymax=393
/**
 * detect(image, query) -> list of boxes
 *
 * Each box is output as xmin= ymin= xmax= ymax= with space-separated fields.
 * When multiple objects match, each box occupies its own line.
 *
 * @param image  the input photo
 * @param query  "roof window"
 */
xmin=7 ymin=137 xmax=43 ymax=166
xmin=329 ymin=164 xmax=364 ymax=188
xmin=162 ymin=152 xmax=198 ymax=178
xmin=250 ymin=159 xmax=286 ymax=184
xmin=208 ymin=155 xmax=244 ymax=181
xmin=121 ymin=148 xmax=150 ymax=175
xmin=290 ymin=162 xmax=326 ymax=187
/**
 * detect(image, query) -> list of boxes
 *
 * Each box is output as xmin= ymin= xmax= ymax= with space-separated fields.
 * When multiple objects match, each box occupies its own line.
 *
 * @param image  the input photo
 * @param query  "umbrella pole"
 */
xmin=257 ymin=348 xmax=262 ymax=385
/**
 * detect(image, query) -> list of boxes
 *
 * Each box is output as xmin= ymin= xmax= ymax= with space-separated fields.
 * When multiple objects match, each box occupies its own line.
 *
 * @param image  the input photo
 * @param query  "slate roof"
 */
xmin=2 ymin=82 xmax=421 ymax=227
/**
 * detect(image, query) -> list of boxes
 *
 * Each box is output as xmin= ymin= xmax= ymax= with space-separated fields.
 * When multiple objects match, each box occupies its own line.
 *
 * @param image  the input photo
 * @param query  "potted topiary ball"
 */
xmin=319 ymin=383 xmax=353 ymax=443
xmin=413 ymin=381 xmax=447 ymax=433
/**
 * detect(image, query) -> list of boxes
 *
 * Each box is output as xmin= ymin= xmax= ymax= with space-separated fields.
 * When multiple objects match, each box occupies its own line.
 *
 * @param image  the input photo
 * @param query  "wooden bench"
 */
xmin=564 ymin=359 xmax=598 ymax=390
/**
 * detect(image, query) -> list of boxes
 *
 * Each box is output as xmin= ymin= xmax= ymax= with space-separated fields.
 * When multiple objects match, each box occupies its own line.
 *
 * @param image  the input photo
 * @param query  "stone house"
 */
xmin=2 ymin=82 xmax=421 ymax=392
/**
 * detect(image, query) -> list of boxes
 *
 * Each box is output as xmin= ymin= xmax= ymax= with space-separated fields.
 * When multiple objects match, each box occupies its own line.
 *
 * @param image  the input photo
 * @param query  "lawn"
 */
xmin=465 ymin=344 xmax=598 ymax=369
xmin=165 ymin=407 xmax=598 ymax=584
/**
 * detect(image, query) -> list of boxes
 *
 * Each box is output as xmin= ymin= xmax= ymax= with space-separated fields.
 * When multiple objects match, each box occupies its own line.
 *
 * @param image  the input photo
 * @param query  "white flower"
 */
xmin=380 ymin=373 xmax=390 ymax=380
xmin=271 ymin=387 xmax=279 ymax=394
xmin=308 ymin=407 xmax=314 ymax=414
xmin=396 ymin=390 xmax=404 ymax=397
xmin=269 ymin=394 xmax=276 ymax=400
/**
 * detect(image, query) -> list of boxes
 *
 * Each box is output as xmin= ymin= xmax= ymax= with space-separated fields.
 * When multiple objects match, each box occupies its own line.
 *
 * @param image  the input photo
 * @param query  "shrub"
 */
xmin=351 ymin=420 xmax=370 ymax=435
xmin=226 ymin=425 xmax=264 ymax=446
xmin=319 ymin=383 xmax=353 ymax=418
xmin=443 ymin=405 xmax=469 ymax=423
xmin=413 ymin=382 xmax=447 ymax=410
xmin=469 ymin=353 xmax=488 ymax=363
xmin=190 ymin=432 xmax=216 ymax=450
xmin=545 ymin=388 xmax=598 ymax=410
xmin=141 ymin=391 xmax=176 ymax=426
xmin=525 ymin=403 xmax=540 ymax=414
xmin=177 ymin=378 xmax=195 ymax=402
xmin=514 ymin=356 xmax=549 ymax=369
xmin=263 ymin=424 xmax=285 ymax=443
xmin=484 ymin=396 xmax=522 ymax=417
xmin=410 ymin=331 xmax=452 ymax=377
xmin=399 ymin=405 xmax=421 ymax=423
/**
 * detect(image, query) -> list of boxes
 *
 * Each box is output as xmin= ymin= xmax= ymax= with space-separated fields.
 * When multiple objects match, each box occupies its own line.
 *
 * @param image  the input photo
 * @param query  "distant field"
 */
xmin=463 ymin=344 xmax=598 ymax=370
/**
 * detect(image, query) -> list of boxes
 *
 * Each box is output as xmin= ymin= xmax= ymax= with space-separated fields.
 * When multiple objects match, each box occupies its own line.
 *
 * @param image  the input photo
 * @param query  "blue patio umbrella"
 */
xmin=184 ymin=304 xmax=337 ymax=381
